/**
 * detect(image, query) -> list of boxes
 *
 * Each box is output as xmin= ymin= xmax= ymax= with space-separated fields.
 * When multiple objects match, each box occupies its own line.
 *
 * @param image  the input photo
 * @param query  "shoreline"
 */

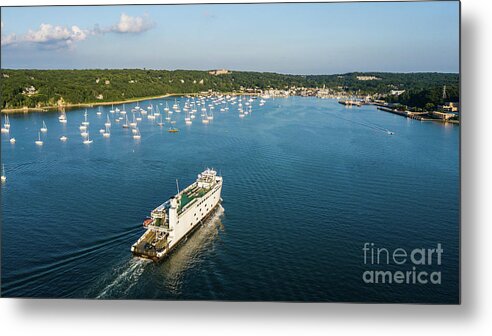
xmin=0 ymin=92 xmax=242 ymax=114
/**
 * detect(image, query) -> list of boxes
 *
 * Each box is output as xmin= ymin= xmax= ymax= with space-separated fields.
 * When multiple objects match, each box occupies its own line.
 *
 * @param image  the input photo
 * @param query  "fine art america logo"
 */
xmin=362 ymin=243 xmax=443 ymax=285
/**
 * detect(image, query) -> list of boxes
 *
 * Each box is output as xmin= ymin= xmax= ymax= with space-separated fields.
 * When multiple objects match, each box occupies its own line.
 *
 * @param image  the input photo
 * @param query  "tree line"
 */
xmin=0 ymin=69 xmax=459 ymax=109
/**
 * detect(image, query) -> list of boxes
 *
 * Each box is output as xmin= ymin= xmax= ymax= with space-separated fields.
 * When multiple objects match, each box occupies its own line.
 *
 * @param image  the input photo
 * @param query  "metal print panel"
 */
xmin=0 ymin=1 xmax=460 ymax=303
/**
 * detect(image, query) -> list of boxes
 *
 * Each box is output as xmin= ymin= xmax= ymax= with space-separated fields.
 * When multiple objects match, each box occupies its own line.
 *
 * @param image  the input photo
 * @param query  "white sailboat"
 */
xmin=110 ymin=104 xmax=115 ymax=113
xmin=58 ymin=112 xmax=67 ymax=123
xmin=122 ymin=115 xmax=129 ymax=128
xmin=157 ymin=114 xmax=164 ymax=127
xmin=3 ymin=115 xmax=10 ymax=129
xmin=103 ymin=125 xmax=110 ymax=138
xmin=133 ymin=128 xmax=141 ymax=140
xmin=130 ymin=113 xmax=138 ymax=127
xmin=60 ymin=135 xmax=68 ymax=142
xmin=147 ymin=109 xmax=155 ymax=120
xmin=140 ymin=102 xmax=147 ymax=115
xmin=202 ymin=109 xmax=210 ymax=124
xmin=40 ymin=120 xmax=48 ymax=133
xmin=82 ymin=110 xmax=90 ymax=126
xmin=154 ymin=105 xmax=161 ymax=117
xmin=83 ymin=132 xmax=93 ymax=144
xmin=1 ymin=164 xmax=6 ymax=183
xmin=9 ymin=136 xmax=16 ymax=144
xmin=35 ymin=132 xmax=43 ymax=146
xmin=96 ymin=106 xmax=102 ymax=116
xmin=104 ymin=114 xmax=111 ymax=127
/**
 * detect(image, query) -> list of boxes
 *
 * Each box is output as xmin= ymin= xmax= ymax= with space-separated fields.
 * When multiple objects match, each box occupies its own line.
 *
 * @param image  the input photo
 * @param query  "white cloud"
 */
xmin=110 ymin=13 xmax=154 ymax=34
xmin=23 ymin=24 xmax=88 ymax=47
xmin=1 ymin=33 xmax=17 ymax=47
xmin=1 ymin=13 xmax=154 ymax=50
xmin=1 ymin=21 xmax=17 ymax=47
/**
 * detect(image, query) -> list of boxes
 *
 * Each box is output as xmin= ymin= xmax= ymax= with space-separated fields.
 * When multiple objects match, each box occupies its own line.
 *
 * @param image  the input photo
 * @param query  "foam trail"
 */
xmin=97 ymin=258 xmax=150 ymax=299
xmin=329 ymin=113 xmax=394 ymax=134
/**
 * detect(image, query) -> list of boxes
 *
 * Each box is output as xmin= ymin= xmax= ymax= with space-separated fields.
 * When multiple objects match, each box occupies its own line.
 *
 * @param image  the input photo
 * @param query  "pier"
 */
xmin=377 ymin=107 xmax=459 ymax=123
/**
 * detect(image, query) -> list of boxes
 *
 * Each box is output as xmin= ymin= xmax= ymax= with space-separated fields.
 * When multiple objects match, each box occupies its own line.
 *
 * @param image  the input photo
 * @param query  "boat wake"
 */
xmin=96 ymin=257 xmax=151 ymax=299
xmin=329 ymin=113 xmax=395 ymax=135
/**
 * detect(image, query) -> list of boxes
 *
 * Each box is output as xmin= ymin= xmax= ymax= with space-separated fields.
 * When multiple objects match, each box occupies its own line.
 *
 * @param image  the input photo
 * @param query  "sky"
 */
xmin=0 ymin=1 xmax=460 ymax=74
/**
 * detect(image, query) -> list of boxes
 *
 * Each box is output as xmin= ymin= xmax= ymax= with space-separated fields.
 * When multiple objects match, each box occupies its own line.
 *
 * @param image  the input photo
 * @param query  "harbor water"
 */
xmin=1 ymin=97 xmax=459 ymax=302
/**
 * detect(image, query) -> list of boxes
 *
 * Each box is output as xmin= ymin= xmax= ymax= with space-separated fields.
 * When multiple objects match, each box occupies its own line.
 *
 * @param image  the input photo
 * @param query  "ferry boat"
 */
xmin=131 ymin=169 xmax=223 ymax=261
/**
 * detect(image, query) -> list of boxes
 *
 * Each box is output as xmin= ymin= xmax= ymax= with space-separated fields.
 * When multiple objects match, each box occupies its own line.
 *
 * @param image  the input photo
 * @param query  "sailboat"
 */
xmin=133 ymin=128 xmax=141 ymax=140
xmin=129 ymin=113 xmax=137 ymax=127
xmin=35 ymin=132 xmax=43 ymax=146
xmin=9 ymin=135 xmax=16 ymax=144
xmin=202 ymin=109 xmax=210 ymax=124
xmin=122 ymin=115 xmax=129 ymax=128
xmin=3 ymin=115 xmax=10 ymax=129
xmin=147 ymin=109 xmax=155 ymax=120
xmin=58 ymin=112 xmax=67 ymax=123
xmin=154 ymin=105 xmax=161 ymax=117
xmin=60 ymin=135 xmax=68 ymax=142
xmin=82 ymin=110 xmax=90 ymax=126
xmin=164 ymin=102 xmax=170 ymax=112
xmin=1 ymin=164 xmax=6 ymax=183
xmin=83 ymin=132 xmax=93 ymax=144
xmin=120 ymin=104 xmax=127 ymax=114
xmin=140 ymin=102 xmax=147 ymax=115
xmin=96 ymin=106 xmax=102 ymax=116
xmin=103 ymin=125 xmax=110 ymax=138
xmin=40 ymin=120 xmax=48 ymax=133
xmin=104 ymin=114 xmax=111 ymax=127
xmin=157 ymin=114 xmax=164 ymax=127
xmin=109 ymin=104 xmax=115 ymax=113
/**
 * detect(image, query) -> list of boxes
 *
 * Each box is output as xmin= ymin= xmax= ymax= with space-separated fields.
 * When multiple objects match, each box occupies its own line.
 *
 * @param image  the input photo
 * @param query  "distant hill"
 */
xmin=0 ymin=69 xmax=459 ymax=109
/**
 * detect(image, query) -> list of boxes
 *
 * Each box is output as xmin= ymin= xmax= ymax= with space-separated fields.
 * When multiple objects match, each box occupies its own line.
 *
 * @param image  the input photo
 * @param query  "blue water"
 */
xmin=1 ymin=97 xmax=459 ymax=302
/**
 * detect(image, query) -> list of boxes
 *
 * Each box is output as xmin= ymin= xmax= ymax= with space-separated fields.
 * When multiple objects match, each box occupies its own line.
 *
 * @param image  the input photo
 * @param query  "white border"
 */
xmin=2 ymin=0 xmax=491 ymax=335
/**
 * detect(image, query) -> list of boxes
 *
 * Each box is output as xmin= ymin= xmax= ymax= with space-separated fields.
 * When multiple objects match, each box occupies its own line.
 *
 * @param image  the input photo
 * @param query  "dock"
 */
xmin=377 ymin=107 xmax=459 ymax=124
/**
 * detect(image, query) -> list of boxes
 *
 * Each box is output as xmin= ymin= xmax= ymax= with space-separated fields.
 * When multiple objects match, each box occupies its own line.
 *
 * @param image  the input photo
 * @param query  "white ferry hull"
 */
xmin=131 ymin=169 xmax=222 ymax=261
